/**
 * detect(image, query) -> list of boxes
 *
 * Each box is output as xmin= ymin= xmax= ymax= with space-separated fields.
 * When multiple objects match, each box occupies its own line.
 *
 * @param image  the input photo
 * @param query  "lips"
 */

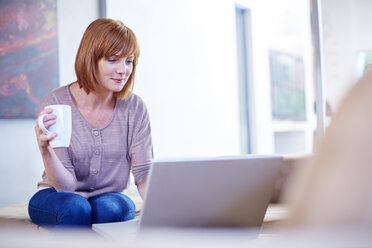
xmin=112 ymin=78 xmax=124 ymax=83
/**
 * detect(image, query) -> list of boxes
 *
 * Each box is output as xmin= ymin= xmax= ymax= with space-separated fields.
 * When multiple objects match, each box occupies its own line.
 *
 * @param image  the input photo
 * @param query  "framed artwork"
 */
xmin=269 ymin=50 xmax=306 ymax=121
xmin=0 ymin=0 xmax=59 ymax=118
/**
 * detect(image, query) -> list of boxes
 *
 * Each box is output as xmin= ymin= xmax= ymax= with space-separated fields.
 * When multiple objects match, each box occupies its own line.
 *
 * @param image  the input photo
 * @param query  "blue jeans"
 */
xmin=28 ymin=188 xmax=136 ymax=228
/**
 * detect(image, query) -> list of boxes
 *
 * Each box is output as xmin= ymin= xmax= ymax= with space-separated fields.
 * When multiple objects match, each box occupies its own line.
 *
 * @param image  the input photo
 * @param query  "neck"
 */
xmin=70 ymin=82 xmax=115 ymax=111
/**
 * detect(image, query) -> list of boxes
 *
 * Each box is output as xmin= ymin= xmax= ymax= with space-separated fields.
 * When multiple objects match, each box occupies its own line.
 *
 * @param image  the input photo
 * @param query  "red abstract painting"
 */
xmin=0 ymin=0 xmax=59 ymax=118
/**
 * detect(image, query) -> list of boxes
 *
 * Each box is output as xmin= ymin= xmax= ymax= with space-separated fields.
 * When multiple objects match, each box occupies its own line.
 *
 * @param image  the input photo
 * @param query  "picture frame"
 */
xmin=269 ymin=50 xmax=306 ymax=121
xmin=0 ymin=0 xmax=59 ymax=118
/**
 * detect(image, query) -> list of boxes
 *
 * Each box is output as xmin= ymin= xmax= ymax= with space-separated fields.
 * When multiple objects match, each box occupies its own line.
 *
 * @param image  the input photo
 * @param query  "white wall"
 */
xmin=0 ymin=120 xmax=41 ymax=208
xmin=57 ymin=0 xmax=100 ymax=86
xmin=0 ymin=0 xmax=99 ymax=207
xmin=107 ymin=0 xmax=241 ymax=158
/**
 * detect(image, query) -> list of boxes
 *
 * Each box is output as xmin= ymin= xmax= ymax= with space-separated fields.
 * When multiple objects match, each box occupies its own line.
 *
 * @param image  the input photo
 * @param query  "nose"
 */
xmin=116 ymin=60 xmax=130 ymax=75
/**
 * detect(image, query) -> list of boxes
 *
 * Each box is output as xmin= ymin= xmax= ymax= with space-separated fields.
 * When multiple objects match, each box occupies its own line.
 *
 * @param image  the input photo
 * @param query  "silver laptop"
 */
xmin=93 ymin=155 xmax=282 ymax=237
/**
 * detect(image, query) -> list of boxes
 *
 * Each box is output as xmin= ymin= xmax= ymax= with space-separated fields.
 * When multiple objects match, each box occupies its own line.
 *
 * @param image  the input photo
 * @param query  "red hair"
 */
xmin=75 ymin=18 xmax=140 ymax=99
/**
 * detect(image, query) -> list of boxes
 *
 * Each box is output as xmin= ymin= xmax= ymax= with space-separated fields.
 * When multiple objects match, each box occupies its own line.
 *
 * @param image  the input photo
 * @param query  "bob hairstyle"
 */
xmin=75 ymin=18 xmax=140 ymax=100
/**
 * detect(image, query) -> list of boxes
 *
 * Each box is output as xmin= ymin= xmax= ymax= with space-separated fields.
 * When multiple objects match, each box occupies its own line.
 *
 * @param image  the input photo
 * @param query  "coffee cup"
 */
xmin=38 ymin=104 xmax=72 ymax=148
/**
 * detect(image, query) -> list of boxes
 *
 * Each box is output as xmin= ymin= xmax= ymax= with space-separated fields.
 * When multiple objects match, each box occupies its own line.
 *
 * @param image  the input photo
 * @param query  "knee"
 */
xmin=119 ymin=195 xmax=136 ymax=221
xmin=91 ymin=193 xmax=136 ymax=223
xmin=110 ymin=199 xmax=136 ymax=221
xmin=57 ymin=195 xmax=92 ymax=226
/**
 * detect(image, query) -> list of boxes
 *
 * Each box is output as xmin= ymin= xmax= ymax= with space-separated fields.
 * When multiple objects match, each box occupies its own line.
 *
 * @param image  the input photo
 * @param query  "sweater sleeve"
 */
xmin=37 ymin=88 xmax=77 ymax=188
xmin=128 ymin=96 xmax=153 ymax=185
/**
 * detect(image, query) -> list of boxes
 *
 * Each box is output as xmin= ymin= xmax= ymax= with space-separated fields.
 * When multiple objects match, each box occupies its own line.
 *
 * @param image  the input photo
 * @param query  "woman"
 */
xmin=28 ymin=18 xmax=153 ymax=227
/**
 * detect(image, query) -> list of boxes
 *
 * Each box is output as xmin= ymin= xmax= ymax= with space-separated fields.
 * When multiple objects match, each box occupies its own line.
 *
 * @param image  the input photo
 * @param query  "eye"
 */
xmin=108 ymin=59 xmax=117 ymax=63
xmin=126 ymin=59 xmax=134 ymax=64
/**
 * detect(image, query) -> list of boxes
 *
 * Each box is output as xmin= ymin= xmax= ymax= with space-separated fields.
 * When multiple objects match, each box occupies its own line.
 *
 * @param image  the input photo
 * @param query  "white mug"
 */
xmin=38 ymin=105 xmax=72 ymax=148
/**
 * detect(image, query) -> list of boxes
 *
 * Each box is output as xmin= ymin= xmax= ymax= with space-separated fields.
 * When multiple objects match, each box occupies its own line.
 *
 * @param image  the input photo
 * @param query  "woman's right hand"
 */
xmin=35 ymin=108 xmax=58 ymax=150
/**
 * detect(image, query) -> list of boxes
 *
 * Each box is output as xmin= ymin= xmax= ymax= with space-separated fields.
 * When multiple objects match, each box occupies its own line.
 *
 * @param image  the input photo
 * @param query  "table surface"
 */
xmin=1 ymin=204 xmax=371 ymax=248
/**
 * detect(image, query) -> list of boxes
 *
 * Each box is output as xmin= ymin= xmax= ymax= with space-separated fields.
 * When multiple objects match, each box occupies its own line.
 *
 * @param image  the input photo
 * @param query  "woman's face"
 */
xmin=96 ymin=54 xmax=134 ymax=94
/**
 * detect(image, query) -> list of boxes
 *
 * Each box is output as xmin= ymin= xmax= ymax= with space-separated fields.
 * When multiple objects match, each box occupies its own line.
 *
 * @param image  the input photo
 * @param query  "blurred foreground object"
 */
xmin=283 ymin=70 xmax=372 ymax=227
